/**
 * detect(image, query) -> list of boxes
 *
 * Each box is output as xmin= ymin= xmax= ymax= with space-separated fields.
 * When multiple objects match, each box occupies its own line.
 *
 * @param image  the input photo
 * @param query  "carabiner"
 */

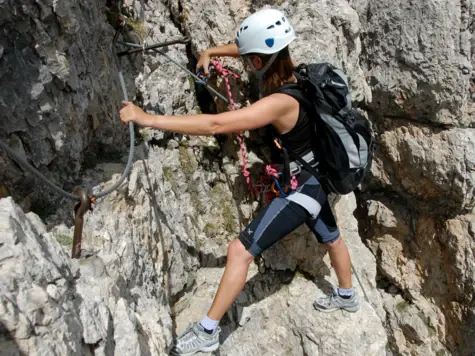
xmin=271 ymin=177 xmax=289 ymax=198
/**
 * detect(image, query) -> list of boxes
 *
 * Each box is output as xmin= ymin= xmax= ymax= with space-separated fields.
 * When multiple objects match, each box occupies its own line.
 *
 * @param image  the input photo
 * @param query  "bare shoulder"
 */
xmin=267 ymin=92 xmax=299 ymax=104
xmin=251 ymin=93 xmax=298 ymax=134
xmin=257 ymin=93 xmax=299 ymax=112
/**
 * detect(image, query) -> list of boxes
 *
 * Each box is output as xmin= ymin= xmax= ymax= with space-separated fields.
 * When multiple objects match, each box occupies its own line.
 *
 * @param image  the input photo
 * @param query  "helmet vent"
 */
xmin=244 ymin=26 xmax=248 ymax=30
xmin=267 ymin=25 xmax=275 ymax=29
xmin=276 ymin=21 xmax=282 ymax=26
xmin=285 ymin=28 xmax=291 ymax=33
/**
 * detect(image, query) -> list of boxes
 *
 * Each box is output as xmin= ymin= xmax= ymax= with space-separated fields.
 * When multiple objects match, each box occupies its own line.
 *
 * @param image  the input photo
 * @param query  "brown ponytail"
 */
xmin=261 ymin=46 xmax=295 ymax=93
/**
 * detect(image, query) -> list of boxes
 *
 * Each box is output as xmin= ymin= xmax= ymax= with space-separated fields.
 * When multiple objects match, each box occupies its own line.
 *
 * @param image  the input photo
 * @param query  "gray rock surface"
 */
xmin=358 ymin=0 xmax=475 ymax=127
xmin=354 ymin=1 xmax=475 ymax=354
xmin=1 ymin=0 xmax=475 ymax=355
xmin=373 ymin=127 xmax=475 ymax=213
xmin=0 ymin=196 xmax=173 ymax=356
xmin=175 ymin=267 xmax=386 ymax=356
xmin=0 ymin=0 xmax=130 ymax=210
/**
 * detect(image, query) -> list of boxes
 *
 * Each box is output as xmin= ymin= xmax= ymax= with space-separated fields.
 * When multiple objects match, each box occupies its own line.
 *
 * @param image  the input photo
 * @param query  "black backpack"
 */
xmin=277 ymin=63 xmax=375 ymax=195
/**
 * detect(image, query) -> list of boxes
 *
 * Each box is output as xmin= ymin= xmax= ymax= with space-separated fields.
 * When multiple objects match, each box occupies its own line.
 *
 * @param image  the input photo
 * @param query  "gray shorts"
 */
xmin=239 ymin=172 xmax=339 ymax=257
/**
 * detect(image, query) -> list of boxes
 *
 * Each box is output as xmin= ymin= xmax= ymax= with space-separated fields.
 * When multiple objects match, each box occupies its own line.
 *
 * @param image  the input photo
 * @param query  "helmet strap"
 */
xmin=246 ymin=52 xmax=279 ymax=99
xmin=258 ymin=77 xmax=264 ymax=99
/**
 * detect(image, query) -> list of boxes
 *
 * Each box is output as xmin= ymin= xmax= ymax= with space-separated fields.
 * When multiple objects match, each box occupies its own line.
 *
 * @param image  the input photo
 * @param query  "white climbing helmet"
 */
xmin=235 ymin=8 xmax=296 ymax=55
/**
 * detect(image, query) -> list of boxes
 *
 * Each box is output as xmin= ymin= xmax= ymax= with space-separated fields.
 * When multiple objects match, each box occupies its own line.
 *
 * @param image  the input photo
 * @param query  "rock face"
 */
xmin=0 ymin=197 xmax=173 ymax=356
xmin=357 ymin=0 xmax=475 ymax=127
xmin=0 ymin=0 xmax=132 ymax=210
xmin=355 ymin=1 xmax=475 ymax=355
xmin=1 ymin=0 xmax=475 ymax=355
xmin=0 ymin=188 xmax=387 ymax=356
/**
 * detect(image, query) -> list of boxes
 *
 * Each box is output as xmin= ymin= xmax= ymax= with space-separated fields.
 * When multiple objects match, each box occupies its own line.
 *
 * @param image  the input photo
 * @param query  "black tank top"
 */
xmin=275 ymin=103 xmax=313 ymax=157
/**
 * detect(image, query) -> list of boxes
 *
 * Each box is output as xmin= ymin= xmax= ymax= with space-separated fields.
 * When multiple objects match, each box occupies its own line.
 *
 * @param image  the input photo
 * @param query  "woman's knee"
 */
xmin=324 ymin=235 xmax=342 ymax=250
xmin=227 ymin=239 xmax=254 ymax=264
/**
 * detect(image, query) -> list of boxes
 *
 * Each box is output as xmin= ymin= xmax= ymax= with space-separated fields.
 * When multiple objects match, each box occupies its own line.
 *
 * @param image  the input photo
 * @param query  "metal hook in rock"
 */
xmin=72 ymin=188 xmax=95 ymax=259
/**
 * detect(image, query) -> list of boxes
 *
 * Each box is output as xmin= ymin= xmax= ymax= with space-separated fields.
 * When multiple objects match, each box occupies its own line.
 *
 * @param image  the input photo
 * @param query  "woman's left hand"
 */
xmin=120 ymin=101 xmax=149 ymax=126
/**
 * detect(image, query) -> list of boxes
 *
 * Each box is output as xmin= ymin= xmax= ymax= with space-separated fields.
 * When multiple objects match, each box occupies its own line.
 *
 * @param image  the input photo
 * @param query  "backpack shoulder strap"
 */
xmin=276 ymin=82 xmax=313 ymax=110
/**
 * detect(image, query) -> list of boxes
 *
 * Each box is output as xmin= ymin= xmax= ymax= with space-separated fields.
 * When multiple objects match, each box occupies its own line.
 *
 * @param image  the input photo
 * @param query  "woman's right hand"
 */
xmin=196 ymin=50 xmax=211 ymax=76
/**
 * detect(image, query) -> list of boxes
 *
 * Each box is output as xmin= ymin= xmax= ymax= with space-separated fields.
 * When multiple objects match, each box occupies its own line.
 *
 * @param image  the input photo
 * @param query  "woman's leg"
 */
xmin=207 ymin=239 xmax=254 ymax=320
xmin=207 ymin=197 xmax=310 ymax=321
xmin=306 ymin=198 xmax=352 ymax=288
xmin=170 ymin=240 xmax=255 ymax=355
xmin=324 ymin=236 xmax=352 ymax=289
xmin=171 ymin=194 xmax=320 ymax=354
xmin=307 ymin=200 xmax=360 ymax=312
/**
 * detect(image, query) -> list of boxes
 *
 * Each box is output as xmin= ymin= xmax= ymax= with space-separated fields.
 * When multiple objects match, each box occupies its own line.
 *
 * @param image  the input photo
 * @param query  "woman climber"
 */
xmin=120 ymin=8 xmax=360 ymax=356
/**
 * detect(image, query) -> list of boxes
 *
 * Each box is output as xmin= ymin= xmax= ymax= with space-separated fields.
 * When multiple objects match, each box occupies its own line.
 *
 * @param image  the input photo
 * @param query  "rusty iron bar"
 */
xmin=72 ymin=188 xmax=94 ymax=259
xmin=116 ymin=36 xmax=191 ymax=57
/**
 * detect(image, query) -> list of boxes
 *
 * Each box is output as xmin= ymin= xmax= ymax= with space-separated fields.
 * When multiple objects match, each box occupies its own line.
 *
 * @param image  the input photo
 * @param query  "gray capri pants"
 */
xmin=239 ymin=171 xmax=340 ymax=257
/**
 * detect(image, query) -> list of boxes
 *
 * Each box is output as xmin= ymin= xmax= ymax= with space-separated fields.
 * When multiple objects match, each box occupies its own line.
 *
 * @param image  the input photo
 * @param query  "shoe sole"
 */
xmin=170 ymin=342 xmax=219 ymax=356
xmin=314 ymin=303 xmax=360 ymax=313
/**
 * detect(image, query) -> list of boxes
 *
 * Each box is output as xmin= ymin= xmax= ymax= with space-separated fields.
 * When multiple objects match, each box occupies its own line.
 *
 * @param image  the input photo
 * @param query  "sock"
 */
xmin=337 ymin=287 xmax=355 ymax=299
xmin=199 ymin=316 xmax=219 ymax=334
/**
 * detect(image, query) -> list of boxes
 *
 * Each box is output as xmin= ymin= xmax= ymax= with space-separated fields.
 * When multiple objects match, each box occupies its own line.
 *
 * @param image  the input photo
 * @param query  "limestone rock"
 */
xmin=0 ymin=197 xmax=82 ymax=356
xmin=0 ymin=0 xmax=130 ymax=206
xmin=0 ymin=196 xmax=172 ymax=355
xmin=364 ymin=197 xmax=475 ymax=354
xmin=174 ymin=267 xmax=387 ymax=356
xmin=1 ymin=0 xmax=475 ymax=355
xmin=359 ymin=0 xmax=475 ymax=126
xmin=372 ymin=126 xmax=475 ymax=213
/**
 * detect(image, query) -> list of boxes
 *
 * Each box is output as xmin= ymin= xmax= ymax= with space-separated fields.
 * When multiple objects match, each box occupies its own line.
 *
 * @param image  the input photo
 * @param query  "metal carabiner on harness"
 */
xmin=271 ymin=137 xmax=292 ymax=195
xmin=270 ymin=173 xmax=291 ymax=198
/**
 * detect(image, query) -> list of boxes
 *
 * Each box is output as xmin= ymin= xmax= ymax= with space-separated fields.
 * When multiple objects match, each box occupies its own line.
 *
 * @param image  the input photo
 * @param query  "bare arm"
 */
xmin=120 ymin=94 xmax=298 ymax=136
xmin=205 ymin=43 xmax=240 ymax=58
xmin=196 ymin=43 xmax=240 ymax=74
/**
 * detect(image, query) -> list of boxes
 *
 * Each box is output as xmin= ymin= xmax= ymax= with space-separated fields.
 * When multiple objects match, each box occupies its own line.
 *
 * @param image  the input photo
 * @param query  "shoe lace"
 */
xmin=176 ymin=325 xmax=200 ymax=349
xmin=325 ymin=293 xmax=336 ymax=306
xmin=320 ymin=289 xmax=340 ymax=307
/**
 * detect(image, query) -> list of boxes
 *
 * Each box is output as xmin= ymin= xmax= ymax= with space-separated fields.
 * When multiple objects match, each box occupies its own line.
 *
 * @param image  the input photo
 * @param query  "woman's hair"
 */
xmin=258 ymin=46 xmax=295 ymax=93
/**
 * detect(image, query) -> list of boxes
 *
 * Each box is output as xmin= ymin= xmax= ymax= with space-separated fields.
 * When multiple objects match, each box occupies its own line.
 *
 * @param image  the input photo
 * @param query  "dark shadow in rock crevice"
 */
xmin=460 ymin=298 xmax=475 ymax=356
xmin=353 ymin=189 xmax=472 ymax=354
xmin=0 ymin=320 xmax=25 ymax=356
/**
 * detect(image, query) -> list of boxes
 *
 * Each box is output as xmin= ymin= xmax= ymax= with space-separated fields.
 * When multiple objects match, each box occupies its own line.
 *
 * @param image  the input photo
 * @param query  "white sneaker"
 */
xmin=313 ymin=288 xmax=360 ymax=313
xmin=170 ymin=323 xmax=220 ymax=356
